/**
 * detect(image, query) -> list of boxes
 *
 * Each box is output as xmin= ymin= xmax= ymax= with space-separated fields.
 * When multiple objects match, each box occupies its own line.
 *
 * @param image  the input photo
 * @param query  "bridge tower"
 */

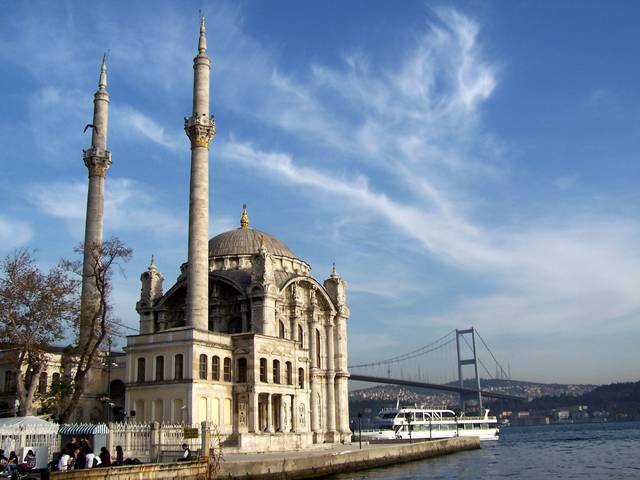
xmin=456 ymin=328 xmax=482 ymax=413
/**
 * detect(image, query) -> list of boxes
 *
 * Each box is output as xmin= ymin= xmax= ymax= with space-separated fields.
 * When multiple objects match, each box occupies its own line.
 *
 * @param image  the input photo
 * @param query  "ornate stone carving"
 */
xmin=238 ymin=399 xmax=247 ymax=426
xmin=184 ymin=114 xmax=216 ymax=149
xmin=82 ymin=147 xmax=112 ymax=177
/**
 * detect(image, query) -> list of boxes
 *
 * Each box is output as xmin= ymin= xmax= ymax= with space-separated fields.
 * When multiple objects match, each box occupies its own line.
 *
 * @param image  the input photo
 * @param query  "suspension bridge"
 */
xmin=348 ymin=327 xmax=526 ymax=409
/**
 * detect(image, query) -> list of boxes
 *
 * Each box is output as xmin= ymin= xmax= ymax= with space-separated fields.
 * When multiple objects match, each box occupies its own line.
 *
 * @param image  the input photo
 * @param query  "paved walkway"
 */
xmin=222 ymin=440 xmax=413 ymax=463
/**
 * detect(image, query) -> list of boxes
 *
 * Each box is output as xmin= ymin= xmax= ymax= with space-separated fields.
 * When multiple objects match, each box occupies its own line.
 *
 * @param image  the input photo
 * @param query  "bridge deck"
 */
xmin=349 ymin=374 xmax=525 ymax=401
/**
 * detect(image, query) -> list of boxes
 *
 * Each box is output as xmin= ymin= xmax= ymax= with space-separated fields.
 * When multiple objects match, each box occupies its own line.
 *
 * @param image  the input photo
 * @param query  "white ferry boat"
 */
xmin=359 ymin=406 xmax=500 ymax=441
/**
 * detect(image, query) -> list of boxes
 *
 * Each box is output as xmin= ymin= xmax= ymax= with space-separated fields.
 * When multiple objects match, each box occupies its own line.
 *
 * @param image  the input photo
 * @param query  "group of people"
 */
xmin=55 ymin=437 xmax=123 ymax=471
xmin=0 ymin=449 xmax=36 ymax=476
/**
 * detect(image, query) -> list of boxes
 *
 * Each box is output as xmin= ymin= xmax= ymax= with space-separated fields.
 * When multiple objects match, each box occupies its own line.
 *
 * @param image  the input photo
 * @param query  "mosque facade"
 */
xmin=1 ymin=17 xmax=352 ymax=450
xmin=122 ymin=19 xmax=351 ymax=449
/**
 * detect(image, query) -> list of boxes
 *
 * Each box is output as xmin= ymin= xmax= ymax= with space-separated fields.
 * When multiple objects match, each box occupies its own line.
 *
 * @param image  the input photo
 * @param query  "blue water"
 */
xmin=330 ymin=422 xmax=640 ymax=479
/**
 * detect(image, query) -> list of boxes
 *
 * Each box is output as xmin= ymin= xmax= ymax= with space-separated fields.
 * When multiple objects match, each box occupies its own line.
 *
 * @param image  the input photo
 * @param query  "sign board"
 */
xmin=183 ymin=427 xmax=199 ymax=439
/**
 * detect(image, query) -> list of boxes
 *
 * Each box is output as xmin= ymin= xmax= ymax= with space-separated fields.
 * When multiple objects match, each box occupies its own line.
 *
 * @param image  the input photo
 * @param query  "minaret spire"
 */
xmin=79 ymin=56 xmax=113 ymax=346
xmin=98 ymin=53 xmax=107 ymax=90
xmin=184 ymin=17 xmax=216 ymax=331
xmin=199 ymin=16 xmax=207 ymax=53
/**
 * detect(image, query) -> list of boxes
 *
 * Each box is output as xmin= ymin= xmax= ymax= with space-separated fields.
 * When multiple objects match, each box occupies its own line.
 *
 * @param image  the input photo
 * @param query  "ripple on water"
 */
xmin=328 ymin=422 xmax=640 ymax=480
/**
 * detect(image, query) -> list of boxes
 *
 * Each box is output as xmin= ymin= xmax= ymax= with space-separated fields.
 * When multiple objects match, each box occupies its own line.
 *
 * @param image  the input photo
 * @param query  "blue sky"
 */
xmin=1 ymin=1 xmax=639 ymax=384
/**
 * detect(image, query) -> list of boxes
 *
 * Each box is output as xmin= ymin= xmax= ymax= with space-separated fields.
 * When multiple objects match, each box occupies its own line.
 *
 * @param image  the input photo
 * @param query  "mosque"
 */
xmin=32 ymin=18 xmax=351 ymax=450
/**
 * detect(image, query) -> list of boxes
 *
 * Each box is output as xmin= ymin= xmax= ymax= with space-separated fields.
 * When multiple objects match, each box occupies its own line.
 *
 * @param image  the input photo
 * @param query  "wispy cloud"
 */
xmin=211 ymin=7 xmax=640 ymax=348
xmin=113 ymin=105 xmax=184 ymax=151
xmin=28 ymin=177 xmax=185 ymax=238
xmin=0 ymin=216 xmax=33 ymax=251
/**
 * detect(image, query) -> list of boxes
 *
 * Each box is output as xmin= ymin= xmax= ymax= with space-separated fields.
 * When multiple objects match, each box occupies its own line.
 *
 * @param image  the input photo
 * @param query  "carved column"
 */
xmin=266 ymin=393 xmax=273 ymax=433
xmin=325 ymin=319 xmax=337 ymax=439
xmin=309 ymin=309 xmax=321 ymax=440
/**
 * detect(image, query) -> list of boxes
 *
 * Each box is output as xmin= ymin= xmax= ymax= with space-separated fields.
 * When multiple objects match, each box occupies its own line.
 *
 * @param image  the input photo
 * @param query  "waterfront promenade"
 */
xmin=49 ymin=437 xmax=479 ymax=479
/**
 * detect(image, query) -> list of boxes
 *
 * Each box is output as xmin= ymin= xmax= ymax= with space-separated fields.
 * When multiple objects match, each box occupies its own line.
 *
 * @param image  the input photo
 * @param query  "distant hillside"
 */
xmin=349 ymin=379 xmax=640 ymax=423
xmin=348 ymin=379 xmax=596 ymax=425
xmin=528 ymin=380 xmax=640 ymax=419
xmin=350 ymin=378 xmax=596 ymax=403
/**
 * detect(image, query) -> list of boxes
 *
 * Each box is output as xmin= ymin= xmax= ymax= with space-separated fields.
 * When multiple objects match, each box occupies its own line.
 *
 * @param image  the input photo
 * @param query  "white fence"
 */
xmin=0 ymin=424 xmax=60 ymax=463
xmin=108 ymin=422 xmax=151 ymax=459
xmin=0 ymin=421 xmax=218 ymax=465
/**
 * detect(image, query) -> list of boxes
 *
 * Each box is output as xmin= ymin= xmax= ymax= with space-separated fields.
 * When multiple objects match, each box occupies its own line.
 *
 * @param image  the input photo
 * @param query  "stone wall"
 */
xmin=50 ymin=460 xmax=208 ymax=480
xmin=217 ymin=437 xmax=480 ymax=479
xmin=50 ymin=437 xmax=479 ymax=480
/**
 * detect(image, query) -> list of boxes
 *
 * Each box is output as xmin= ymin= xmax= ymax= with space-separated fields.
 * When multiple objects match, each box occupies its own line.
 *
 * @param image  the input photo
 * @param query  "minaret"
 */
xmin=79 ymin=55 xmax=112 ymax=346
xmin=184 ymin=17 xmax=216 ymax=330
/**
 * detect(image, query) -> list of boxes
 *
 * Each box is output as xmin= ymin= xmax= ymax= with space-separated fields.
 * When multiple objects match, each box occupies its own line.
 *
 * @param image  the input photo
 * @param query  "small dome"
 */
xmin=208 ymin=228 xmax=296 ymax=258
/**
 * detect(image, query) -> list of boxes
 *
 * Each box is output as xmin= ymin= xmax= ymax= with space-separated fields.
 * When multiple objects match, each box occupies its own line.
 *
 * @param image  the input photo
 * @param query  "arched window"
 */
xmin=286 ymin=361 xmax=292 ymax=385
xmin=52 ymin=372 xmax=60 ymax=389
xmin=298 ymin=325 xmax=304 ymax=348
xmin=155 ymin=356 xmax=164 ymax=381
xmin=199 ymin=354 xmax=208 ymax=380
xmin=273 ymin=360 xmax=280 ymax=384
xmin=212 ymin=356 xmax=220 ymax=381
xmin=4 ymin=371 xmax=14 ymax=393
xmin=237 ymin=358 xmax=247 ymax=383
xmin=259 ymin=358 xmax=268 ymax=383
xmin=223 ymin=357 xmax=231 ymax=382
xmin=38 ymin=372 xmax=48 ymax=394
xmin=174 ymin=354 xmax=184 ymax=380
xmin=298 ymin=368 xmax=304 ymax=389
xmin=137 ymin=358 xmax=146 ymax=383
xmin=279 ymin=320 xmax=285 ymax=338
xmin=315 ymin=329 xmax=321 ymax=368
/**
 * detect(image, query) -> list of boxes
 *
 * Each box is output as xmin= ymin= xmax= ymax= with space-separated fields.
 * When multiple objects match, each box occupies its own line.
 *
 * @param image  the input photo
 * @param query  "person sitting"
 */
xmin=177 ymin=444 xmax=192 ymax=462
xmin=114 ymin=446 xmax=124 ymax=466
xmin=99 ymin=447 xmax=111 ymax=467
xmin=65 ymin=437 xmax=78 ymax=456
xmin=71 ymin=446 xmax=85 ymax=470
xmin=57 ymin=451 xmax=71 ymax=472
xmin=85 ymin=449 xmax=96 ymax=469
xmin=24 ymin=450 xmax=36 ymax=470
xmin=0 ymin=451 xmax=15 ymax=476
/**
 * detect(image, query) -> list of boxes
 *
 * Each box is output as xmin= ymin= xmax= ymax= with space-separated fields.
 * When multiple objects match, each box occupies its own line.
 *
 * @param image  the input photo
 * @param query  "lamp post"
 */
xmin=407 ymin=412 xmax=412 ymax=444
xmin=429 ymin=413 xmax=432 ymax=440
xmin=357 ymin=412 xmax=362 ymax=449
xmin=106 ymin=336 xmax=112 ymax=423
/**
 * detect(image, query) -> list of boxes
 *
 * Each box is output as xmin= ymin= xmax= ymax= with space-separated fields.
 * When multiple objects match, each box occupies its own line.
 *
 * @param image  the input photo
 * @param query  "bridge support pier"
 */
xmin=456 ymin=327 xmax=482 ymax=413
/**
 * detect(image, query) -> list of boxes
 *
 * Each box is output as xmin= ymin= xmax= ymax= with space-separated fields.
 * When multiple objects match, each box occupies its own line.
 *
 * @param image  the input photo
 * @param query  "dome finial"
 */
xmin=240 ymin=204 xmax=249 ymax=229
xmin=331 ymin=262 xmax=339 ymax=279
xmin=149 ymin=254 xmax=157 ymax=271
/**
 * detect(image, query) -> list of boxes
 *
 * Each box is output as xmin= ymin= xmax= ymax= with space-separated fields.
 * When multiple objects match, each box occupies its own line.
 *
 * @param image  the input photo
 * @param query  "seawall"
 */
xmin=50 ymin=437 xmax=479 ymax=480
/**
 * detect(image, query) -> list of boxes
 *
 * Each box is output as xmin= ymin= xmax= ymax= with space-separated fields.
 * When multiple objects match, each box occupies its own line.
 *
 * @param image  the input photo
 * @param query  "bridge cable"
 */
xmin=348 ymin=329 xmax=456 ymax=369
xmin=474 ymin=328 xmax=509 ymax=379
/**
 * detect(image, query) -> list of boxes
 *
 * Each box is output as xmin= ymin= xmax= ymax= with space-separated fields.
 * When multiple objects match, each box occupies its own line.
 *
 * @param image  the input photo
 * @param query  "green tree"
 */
xmin=0 ymin=249 xmax=79 ymax=416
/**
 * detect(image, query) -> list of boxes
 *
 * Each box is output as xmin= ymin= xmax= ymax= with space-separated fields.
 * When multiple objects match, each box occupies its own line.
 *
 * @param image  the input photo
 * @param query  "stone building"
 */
xmin=1 ymin=19 xmax=351 ymax=451
xmin=124 ymin=18 xmax=351 ymax=450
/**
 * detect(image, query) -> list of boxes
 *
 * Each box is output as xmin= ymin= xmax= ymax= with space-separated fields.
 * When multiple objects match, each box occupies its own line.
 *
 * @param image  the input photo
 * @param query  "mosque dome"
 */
xmin=208 ymin=205 xmax=297 ymax=259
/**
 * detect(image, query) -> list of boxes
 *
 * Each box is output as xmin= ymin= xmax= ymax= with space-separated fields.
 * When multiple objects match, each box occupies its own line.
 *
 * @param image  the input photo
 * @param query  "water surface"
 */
xmin=330 ymin=421 xmax=640 ymax=479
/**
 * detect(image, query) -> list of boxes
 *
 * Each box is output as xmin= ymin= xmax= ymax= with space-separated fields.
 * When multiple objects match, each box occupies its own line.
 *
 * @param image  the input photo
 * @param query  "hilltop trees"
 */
xmin=0 ymin=249 xmax=79 ymax=416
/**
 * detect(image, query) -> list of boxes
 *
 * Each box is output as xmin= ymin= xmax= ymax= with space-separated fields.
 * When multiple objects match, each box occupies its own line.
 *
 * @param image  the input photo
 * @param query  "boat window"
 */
xmin=414 ymin=412 xmax=424 ymax=421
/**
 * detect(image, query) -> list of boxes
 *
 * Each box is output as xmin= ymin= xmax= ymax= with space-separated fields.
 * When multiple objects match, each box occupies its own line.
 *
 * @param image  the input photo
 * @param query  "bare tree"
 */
xmin=0 ymin=249 xmax=79 ymax=416
xmin=57 ymin=237 xmax=132 ymax=423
